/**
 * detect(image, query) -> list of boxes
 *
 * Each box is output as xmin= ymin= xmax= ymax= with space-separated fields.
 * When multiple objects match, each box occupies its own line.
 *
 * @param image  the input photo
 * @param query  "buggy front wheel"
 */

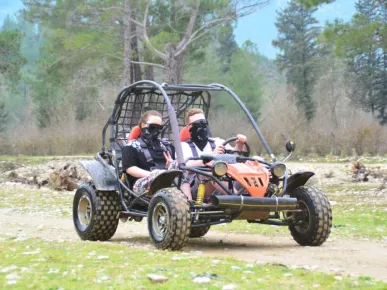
xmin=73 ymin=182 xmax=120 ymax=241
xmin=148 ymin=188 xmax=191 ymax=251
xmin=288 ymin=186 xmax=332 ymax=246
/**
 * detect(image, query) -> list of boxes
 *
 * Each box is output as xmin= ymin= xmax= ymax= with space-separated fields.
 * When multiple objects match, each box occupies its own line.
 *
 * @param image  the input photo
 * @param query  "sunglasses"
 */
xmin=189 ymin=119 xmax=209 ymax=127
xmin=145 ymin=123 xmax=164 ymax=131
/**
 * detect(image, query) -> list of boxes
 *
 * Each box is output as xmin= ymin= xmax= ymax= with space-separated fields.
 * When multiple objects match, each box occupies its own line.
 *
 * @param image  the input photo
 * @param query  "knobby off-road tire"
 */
xmin=148 ymin=187 xmax=191 ymax=251
xmin=189 ymin=226 xmax=210 ymax=238
xmin=289 ymin=186 xmax=332 ymax=246
xmin=73 ymin=182 xmax=120 ymax=241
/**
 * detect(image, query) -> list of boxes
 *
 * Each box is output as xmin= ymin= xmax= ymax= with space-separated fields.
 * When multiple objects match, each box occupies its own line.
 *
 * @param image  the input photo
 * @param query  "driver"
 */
xmin=181 ymin=108 xmax=247 ymax=199
xmin=182 ymin=108 xmax=247 ymax=165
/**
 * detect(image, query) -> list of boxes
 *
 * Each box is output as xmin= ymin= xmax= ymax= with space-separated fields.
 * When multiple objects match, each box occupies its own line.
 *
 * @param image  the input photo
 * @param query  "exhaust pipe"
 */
xmin=210 ymin=195 xmax=297 ymax=212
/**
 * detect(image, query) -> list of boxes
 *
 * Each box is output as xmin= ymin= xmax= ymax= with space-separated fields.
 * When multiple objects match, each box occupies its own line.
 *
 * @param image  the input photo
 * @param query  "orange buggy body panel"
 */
xmin=208 ymin=160 xmax=270 ymax=197
xmin=227 ymin=160 xmax=270 ymax=197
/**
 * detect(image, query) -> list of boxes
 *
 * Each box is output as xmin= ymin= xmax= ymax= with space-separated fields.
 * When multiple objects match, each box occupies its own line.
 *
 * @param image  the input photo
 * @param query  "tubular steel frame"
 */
xmin=102 ymin=81 xmax=276 ymax=166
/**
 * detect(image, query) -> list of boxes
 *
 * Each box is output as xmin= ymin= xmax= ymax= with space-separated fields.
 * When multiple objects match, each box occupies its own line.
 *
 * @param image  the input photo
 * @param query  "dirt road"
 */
xmin=1 ymin=210 xmax=386 ymax=282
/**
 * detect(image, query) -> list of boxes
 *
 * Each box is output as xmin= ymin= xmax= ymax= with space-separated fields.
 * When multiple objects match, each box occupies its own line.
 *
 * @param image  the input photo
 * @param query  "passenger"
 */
xmin=122 ymin=110 xmax=192 ymax=199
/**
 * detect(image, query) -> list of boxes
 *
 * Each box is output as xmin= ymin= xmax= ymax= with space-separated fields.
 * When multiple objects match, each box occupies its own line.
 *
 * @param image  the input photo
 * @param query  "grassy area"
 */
xmin=0 ymin=183 xmax=386 ymax=241
xmin=214 ymin=185 xmax=387 ymax=241
xmin=288 ymin=155 xmax=387 ymax=164
xmin=0 ymin=236 xmax=385 ymax=289
xmin=0 ymin=188 xmax=72 ymax=217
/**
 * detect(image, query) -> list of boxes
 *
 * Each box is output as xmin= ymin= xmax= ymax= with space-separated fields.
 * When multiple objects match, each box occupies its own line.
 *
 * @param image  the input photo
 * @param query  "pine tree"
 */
xmin=0 ymin=102 xmax=8 ymax=133
xmin=217 ymin=23 xmax=238 ymax=72
xmin=273 ymin=0 xmax=321 ymax=121
xmin=226 ymin=41 xmax=263 ymax=119
xmin=333 ymin=0 xmax=387 ymax=124
xmin=296 ymin=0 xmax=334 ymax=8
xmin=0 ymin=25 xmax=25 ymax=84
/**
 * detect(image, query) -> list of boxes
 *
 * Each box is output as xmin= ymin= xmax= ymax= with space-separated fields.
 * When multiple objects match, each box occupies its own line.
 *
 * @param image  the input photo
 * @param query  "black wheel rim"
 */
xmin=152 ymin=202 xmax=169 ymax=241
xmin=293 ymin=200 xmax=311 ymax=233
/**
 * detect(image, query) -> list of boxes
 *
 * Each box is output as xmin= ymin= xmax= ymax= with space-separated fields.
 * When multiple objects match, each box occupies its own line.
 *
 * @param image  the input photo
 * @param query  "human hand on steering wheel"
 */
xmin=236 ymin=134 xmax=247 ymax=145
xmin=212 ymin=145 xmax=225 ymax=154
xmin=222 ymin=136 xmax=251 ymax=157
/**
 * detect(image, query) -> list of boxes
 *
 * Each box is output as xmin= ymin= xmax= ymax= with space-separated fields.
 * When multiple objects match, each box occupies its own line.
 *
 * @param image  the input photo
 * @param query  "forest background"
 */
xmin=0 ymin=0 xmax=386 ymax=157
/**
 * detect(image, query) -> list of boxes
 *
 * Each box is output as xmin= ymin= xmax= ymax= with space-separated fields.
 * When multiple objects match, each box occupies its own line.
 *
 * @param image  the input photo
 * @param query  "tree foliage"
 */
xmin=296 ymin=0 xmax=334 ymax=8
xmin=0 ymin=26 xmax=25 ymax=84
xmin=326 ymin=0 xmax=387 ymax=124
xmin=226 ymin=41 xmax=263 ymax=119
xmin=273 ymin=0 xmax=321 ymax=121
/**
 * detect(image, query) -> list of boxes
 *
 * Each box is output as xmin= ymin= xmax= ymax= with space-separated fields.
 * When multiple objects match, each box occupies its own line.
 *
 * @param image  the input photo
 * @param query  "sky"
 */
xmin=0 ymin=0 xmax=356 ymax=59
xmin=235 ymin=0 xmax=356 ymax=59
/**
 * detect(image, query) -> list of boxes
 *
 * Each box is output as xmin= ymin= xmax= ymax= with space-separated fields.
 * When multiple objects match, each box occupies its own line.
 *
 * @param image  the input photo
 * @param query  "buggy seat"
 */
xmin=129 ymin=125 xmax=191 ymax=143
xmin=180 ymin=126 xmax=191 ymax=142
xmin=128 ymin=126 xmax=142 ymax=141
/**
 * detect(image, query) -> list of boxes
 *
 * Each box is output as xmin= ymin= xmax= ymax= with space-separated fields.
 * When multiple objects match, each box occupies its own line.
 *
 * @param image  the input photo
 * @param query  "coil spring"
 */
xmin=196 ymin=183 xmax=205 ymax=206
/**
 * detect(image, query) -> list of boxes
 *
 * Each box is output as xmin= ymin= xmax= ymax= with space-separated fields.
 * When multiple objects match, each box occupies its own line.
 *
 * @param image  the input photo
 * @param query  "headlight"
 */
xmin=271 ymin=162 xmax=286 ymax=178
xmin=212 ymin=161 xmax=228 ymax=177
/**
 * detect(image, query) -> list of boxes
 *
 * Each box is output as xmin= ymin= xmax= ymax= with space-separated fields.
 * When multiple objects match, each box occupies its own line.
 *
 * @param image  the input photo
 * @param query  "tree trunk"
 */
xmin=163 ymin=44 xmax=184 ymax=84
xmin=123 ymin=0 xmax=132 ymax=85
xmin=130 ymin=2 xmax=142 ymax=83
xmin=144 ymin=65 xmax=154 ymax=81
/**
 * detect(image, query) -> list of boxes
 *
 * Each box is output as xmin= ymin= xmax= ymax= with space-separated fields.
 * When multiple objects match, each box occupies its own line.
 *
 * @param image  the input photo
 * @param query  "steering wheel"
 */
xmin=222 ymin=137 xmax=251 ymax=157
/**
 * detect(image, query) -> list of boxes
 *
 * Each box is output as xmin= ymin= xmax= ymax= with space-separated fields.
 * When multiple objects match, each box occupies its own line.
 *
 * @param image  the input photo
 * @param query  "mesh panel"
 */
xmin=115 ymin=89 xmax=210 ymax=147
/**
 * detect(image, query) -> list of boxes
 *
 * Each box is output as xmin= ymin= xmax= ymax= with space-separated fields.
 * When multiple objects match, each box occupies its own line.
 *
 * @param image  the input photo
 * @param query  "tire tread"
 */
xmin=289 ymin=186 xmax=332 ymax=246
xmin=73 ymin=182 xmax=120 ymax=241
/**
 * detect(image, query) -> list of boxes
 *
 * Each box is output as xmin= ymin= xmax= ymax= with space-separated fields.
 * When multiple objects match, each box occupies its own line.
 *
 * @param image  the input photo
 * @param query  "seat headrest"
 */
xmin=128 ymin=126 xmax=141 ymax=141
xmin=180 ymin=126 xmax=191 ymax=142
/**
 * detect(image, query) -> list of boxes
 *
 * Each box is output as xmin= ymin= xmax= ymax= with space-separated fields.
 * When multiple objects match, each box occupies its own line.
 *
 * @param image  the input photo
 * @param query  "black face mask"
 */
xmin=190 ymin=123 xmax=209 ymax=151
xmin=141 ymin=124 xmax=163 ymax=144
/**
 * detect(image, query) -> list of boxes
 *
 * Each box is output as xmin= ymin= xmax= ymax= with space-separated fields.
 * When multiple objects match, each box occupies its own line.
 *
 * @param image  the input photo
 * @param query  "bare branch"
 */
xmin=84 ymin=3 xmax=144 ymax=27
xmin=104 ymin=53 xmax=123 ymax=61
xmin=175 ymin=17 xmax=233 ymax=57
xmin=103 ymin=53 xmax=164 ymax=68
xmin=233 ymin=1 xmax=270 ymax=18
xmin=176 ymin=0 xmax=201 ymax=51
xmin=130 ymin=60 xmax=164 ymax=69
xmin=143 ymin=0 xmax=167 ymax=60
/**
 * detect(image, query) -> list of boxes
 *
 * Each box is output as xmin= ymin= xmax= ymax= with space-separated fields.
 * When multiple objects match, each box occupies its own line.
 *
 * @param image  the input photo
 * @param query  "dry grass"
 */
xmin=2 ymin=85 xmax=387 ymax=156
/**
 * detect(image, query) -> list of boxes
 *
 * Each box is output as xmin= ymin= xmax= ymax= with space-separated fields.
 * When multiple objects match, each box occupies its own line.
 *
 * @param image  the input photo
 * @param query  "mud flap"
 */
xmin=148 ymin=170 xmax=183 ymax=195
xmin=285 ymin=171 xmax=315 ymax=193
xmin=79 ymin=160 xmax=118 ymax=191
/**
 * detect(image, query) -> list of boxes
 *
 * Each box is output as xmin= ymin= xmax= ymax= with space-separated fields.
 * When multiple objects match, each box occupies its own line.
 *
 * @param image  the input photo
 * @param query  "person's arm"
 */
xmin=186 ymin=159 xmax=205 ymax=167
xmin=126 ymin=166 xmax=151 ymax=178
xmin=122 ymin=145 xmax=151 ymax=178
xmin=185 ymin=143 xmax=225 ymax=167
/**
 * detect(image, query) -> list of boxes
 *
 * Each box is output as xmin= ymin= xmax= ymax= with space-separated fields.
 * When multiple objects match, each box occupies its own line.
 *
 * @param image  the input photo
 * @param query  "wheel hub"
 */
xmin=293 ymin=200 xmax=311 ymax=233
xmin=78 ymin=196 xmax=92 ymax=231
xmin=152 ymin=202 xmax=169 ymax=240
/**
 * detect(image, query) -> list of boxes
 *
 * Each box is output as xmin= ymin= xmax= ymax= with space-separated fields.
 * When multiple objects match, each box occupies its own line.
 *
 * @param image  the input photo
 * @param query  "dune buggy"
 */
xmin=73 ymin=81 xmax=332 ymax=251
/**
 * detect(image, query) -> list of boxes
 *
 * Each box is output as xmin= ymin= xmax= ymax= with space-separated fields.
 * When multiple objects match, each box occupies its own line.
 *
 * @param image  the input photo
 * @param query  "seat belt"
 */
xmin=137 ymin=138 xmax=172 ymax=170
xmin=137 ymin=138 xmax=153 ymax=163
xmin=186 ymin=139 xmax=216 ymax=158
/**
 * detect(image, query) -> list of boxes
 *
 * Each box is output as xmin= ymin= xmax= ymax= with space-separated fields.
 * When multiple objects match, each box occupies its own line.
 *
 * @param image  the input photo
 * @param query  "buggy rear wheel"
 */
xmin=148 ymin=188 xmax=191 ymax=251
xmin=288 ymin=186 xmax=332 ymax=246
xmin=73 ymin=182 xmax=120 ymax=241
xmin=189 ymin=226 xmax=210 ymax=238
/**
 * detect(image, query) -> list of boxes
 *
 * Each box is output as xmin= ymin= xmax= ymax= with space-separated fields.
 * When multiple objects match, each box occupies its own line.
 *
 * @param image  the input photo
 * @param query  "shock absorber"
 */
xmin=196 ymin=183 xmax=205 ymax=206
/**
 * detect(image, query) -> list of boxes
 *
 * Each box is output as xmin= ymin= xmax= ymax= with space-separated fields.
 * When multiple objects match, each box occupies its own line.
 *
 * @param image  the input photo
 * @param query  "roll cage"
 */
xmin=102 ymin=80 xmax=276 ymax=165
